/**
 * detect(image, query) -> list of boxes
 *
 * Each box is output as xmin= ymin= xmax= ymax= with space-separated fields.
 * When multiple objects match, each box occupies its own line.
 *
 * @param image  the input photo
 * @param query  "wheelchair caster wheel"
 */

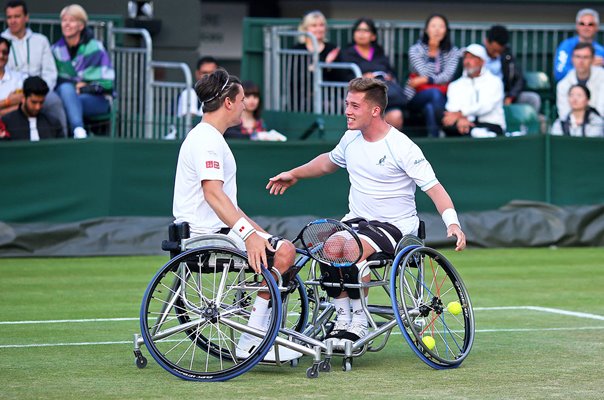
xmin=290 ymin=358 xmax=299 ymax=368
xmin=342 ymin=358 xmax=352 ymax=372
xmin=134 ymin=351 xmax=147 ymax=369
xmin=319 ymin=360 xmax=331 ymax=373
xmin=306 ymin=365 xmax=319 ymax=379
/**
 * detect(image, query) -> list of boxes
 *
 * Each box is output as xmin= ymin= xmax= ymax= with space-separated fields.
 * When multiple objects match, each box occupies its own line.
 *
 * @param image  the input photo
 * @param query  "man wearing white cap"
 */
xmin=442 ymin=43 xmax=505 ymax=137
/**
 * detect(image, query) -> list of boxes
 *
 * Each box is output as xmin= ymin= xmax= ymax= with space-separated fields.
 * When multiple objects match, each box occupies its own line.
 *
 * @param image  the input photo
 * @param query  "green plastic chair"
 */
xmin=504 ymin=103 xmax=541 ymax=135
xmin=523 ymin=71 xmax=555 ymax=121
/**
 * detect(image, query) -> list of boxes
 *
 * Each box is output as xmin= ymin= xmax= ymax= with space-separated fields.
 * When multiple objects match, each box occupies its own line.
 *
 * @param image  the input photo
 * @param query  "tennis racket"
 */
xmin=295 ymin=218 xmax=363 ymax=267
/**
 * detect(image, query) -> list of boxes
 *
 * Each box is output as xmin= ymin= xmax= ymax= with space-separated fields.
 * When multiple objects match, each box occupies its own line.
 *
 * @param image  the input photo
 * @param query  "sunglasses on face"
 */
xmin=578 ymin=22 xmax=596 ymax=27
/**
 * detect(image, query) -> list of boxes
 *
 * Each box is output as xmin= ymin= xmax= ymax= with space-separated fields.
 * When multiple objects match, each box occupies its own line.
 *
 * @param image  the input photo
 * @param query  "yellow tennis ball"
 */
xmin=421 ymin=335 xmax=435 ymax=350
xmin=447 ymin=301 xmax=462 ymax=315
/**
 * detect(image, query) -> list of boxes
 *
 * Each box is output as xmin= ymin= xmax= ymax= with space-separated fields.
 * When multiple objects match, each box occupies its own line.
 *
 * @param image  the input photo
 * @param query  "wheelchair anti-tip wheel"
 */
xmin=140 ymin=246 xmax=283 ymax=381
xmin=390 ymin=246 xmax=474 ymax=369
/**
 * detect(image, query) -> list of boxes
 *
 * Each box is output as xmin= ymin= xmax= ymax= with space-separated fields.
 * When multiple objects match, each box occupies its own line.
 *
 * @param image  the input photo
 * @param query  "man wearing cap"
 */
xmin=442 ymin=43 xmax=505 ymax=137
xmin=554 ymin=8 xmax=604 ymax=82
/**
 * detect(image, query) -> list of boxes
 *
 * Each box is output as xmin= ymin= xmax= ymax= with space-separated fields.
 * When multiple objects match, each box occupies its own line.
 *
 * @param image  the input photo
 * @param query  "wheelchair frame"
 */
xmin=133 ymin=222 xmax=475 ymax=381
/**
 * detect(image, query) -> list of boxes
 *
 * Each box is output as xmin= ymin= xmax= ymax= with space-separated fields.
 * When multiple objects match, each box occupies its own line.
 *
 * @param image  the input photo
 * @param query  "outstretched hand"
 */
xmin=266 ymin=172 xmax=298 ymax=195
xmin=447 ymin=224 xmax=466 ymax=252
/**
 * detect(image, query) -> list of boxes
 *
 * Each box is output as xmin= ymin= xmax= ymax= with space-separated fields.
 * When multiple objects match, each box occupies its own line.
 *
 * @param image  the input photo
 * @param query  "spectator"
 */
xmin=484 ymin=25 xmax=541 ymax=113
xmin=443 ymin=44 xmax=506 ymax=137
xmin=0 ymin=36 xmax=23 ymax=117
xmin=293 ymin=10 xmax=340 ymax=79
xmin=339 ymin=17 xmax=406 ymax=129
xmin=556 ymin=42 xmax=604 ymax=119
xmin=1 ymin=76 xmax=62 ymax=140
xmin=51 ymin=4 xmax=115 ymax=139
xmin=404 ymin=14 xmax=460 ymax=137
xmin=554 ymin=8 xmax=604 ymax=82
xmin=177 ymin=56 xmax=218 ymax=118
xmin=2 ymin=0 xmax=67 ymax=137
xmin=225 ymin=80 xmax=266 ymax=139
xmin=551 ymin=84 xmax=603 ymax=137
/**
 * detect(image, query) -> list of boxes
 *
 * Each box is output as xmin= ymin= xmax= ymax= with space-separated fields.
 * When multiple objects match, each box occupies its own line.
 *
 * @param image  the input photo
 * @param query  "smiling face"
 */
xmin=576 ymin=13 xmax=599 ymax=42
xmin=229 ymin=84 xmax=246 ymax=126
xmin=345 ymin=90 xmax=377 ymax=131
xmin=305 ymin=16 xmax=327 ymax=42
xmin=5 ymin=5 xmax=28 ymax=38
xmin=61 ymin=13 xmax=84 ymax=41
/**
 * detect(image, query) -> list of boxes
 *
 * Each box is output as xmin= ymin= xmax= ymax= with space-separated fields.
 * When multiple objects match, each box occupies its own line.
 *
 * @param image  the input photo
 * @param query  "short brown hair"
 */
xmin=348 ymin=77 xmax=388 ymax=116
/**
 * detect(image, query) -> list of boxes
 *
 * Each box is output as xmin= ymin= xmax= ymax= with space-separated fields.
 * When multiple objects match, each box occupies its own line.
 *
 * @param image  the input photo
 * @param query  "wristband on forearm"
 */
xmin=442 ymin=208 xmax=460 ymax=228
xmin=233 ymin=217 xmax=257 ymax=240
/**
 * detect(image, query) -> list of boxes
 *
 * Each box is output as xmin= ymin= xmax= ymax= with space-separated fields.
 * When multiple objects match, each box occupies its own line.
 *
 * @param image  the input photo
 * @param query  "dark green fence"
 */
xmin=0 ymin=135 xmax=602 ymax=223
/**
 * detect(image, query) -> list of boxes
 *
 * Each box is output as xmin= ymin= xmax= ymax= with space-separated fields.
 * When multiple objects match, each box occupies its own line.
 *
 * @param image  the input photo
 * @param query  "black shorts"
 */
xmin=343 ymin=218 xmax=403 ymax=257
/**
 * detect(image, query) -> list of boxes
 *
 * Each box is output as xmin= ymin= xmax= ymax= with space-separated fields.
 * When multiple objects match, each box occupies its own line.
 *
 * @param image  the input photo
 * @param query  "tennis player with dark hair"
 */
xmin=267 ymin=77 xmax=466 ymax=348
xmin=172 ymin=67 xmax=301 ymax=361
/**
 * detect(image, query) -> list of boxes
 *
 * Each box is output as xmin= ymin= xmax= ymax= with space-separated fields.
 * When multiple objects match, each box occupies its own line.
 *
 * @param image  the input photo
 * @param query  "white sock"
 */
xmin=351 ymin=296 xmax=368 ymax=326
xmin=248 ymin=296 xmax=270 ymax=331
xmin=333 ymin=297 xmax=351 ymax=324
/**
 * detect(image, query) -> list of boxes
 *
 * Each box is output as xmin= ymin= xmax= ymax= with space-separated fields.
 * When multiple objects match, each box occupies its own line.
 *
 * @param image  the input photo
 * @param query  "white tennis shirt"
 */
xmin=329 ymin=127 xmax=439 ymax=234
xmin=173 ymin=122 xmax=237 ymax=235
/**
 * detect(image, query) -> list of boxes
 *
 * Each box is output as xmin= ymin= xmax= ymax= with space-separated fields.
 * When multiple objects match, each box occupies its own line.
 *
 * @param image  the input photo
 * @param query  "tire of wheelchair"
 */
xmin=283 ymin=274 xmax=310 ymax=333
xmin=139 ymin=246 xmax=283 ymax=381
xmin=390 ymin=246 xmax=475 ymax=369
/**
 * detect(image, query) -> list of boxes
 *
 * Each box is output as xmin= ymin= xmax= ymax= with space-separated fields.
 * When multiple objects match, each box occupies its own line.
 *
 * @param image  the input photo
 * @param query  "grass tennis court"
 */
xmin=1 ymin=248 xmax=603 ymax=399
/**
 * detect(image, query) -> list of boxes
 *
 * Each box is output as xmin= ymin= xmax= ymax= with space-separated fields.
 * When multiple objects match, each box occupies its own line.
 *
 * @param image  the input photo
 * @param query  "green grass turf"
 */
xmin=1 ymin=248 xmax=603 ymax=399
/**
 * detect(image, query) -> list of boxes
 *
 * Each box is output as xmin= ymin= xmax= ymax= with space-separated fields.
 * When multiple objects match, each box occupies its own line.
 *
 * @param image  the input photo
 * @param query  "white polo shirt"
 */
xmin=0 ymin=68 xmax=23 ymax=100
xmin=329 ymin=127 xmax=439 ymax=234
xmin=173 ymin=122 xmax=237 ymax=236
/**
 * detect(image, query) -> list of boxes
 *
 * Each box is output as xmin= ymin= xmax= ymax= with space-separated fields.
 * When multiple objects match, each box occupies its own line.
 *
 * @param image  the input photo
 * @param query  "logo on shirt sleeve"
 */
xmin=205 ymin=160 xmax=220 ymax=169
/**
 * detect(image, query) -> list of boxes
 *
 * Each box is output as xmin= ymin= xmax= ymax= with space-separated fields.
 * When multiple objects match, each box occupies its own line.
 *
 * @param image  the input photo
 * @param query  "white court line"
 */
xmin=2 ymin=326 xmax=604 ymax=349
xmin=474 ymin=306 xmax=604 ymax=321
xmin=0 ymin=318 xmax=138 ymax=325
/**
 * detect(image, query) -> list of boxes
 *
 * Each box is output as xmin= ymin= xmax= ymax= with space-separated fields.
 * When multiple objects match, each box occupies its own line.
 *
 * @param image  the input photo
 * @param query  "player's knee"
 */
xmin=274 ymin=240 xmax=295 ymax=271
xmin=324 ymin=235 xmax=345 ymax=260
xmin=343 ymin=238 xmax=361 ymax=262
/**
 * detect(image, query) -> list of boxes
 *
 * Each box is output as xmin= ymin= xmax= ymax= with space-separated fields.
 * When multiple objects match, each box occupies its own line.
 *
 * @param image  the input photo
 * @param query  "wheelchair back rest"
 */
xmin=394 ymin=234 xmax=425 ymax=255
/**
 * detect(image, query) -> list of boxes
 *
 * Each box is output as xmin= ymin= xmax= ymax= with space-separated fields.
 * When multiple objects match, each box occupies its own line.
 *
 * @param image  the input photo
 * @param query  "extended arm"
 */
xmin=266 ymin=153 xmax=339 ymax=195
xmin=203 ymin=179 xmax=273 ymax=272
xmin=425 ymin=183 xmax=466 ymax=251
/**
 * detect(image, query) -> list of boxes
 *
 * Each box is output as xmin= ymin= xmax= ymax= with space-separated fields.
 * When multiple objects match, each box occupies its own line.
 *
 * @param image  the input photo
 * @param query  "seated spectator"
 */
xmin=554 ymin=8 xmax=604 ymax=82
xmin=1 ymin=76 xmax=62 ymax=140
xmin=51 ymin=4 xmax=114 ymax=139
xmin=404 ymin=14 xmax=460 ymax=137
xmin=484 ymin=25 xmax=541 ymax=113
xmin=339 ymin=17 xmax=406 ymax=129
xmin=225 ymin=80 xmax=266 ymax=140
xmin=294 ymin=10 xmax=340 ymax=78
xmin=2 ymin=0 xmax=67 ymax=137
xmin=551 ymin=84 xmax=603 ymax=137
xmin=556 ymin=42 xmax=604 ymax=119
xmin=0 ymin=36 xmax=23 ymax=117
xmin=177 ymin=56 xmax=218 ymax=118
xmin=443 ymin=44 xmax=506 ymax=137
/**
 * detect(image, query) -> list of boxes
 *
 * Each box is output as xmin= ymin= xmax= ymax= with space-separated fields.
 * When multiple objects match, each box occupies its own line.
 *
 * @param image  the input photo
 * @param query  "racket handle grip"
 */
xmin=418 ymin=220 xmax=426 ymax=240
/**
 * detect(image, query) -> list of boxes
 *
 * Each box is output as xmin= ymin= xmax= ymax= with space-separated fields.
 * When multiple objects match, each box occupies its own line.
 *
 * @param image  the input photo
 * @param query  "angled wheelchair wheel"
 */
xmin=282 ymin=274 xmax=309 ymax=333
xmin=390 ymin=246 xmax=474 ymax=369
xmin=140 ymin=246 xmax=282 ymax=381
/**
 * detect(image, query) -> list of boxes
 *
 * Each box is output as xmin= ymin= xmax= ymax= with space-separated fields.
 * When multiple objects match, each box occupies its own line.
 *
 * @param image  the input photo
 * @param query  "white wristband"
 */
xmin=233 ymin=217 xmax=256 ymax=241
xmin=442 ymin=208 xmax=460 ymax=228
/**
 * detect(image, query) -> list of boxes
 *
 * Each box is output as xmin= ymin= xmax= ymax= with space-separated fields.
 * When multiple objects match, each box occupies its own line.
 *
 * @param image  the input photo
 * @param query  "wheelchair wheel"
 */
xmin=282 ymin=274 xmax=309 ymax=333
xmin=390 ymin=246 xmax=474 ymax=369
xmin=140 ymin=246 xmax=282 ymax=381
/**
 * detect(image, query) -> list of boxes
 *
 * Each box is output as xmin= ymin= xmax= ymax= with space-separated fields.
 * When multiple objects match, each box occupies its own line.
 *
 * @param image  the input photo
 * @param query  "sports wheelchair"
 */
xmin=133 ymin=219 xmax=474 ymax=381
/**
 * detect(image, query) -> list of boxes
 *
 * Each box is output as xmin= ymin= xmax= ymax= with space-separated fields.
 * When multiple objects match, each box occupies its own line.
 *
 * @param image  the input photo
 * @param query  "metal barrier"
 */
xmin=262 ymin=21 xmax=601 ymax=114
xmin=150 ymin=61 xmax=193 ymax=140
xmin=318 ymin=62 xmax=361 ymax=115
xmin=108 ymin=27 xmax=153 ymax=139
